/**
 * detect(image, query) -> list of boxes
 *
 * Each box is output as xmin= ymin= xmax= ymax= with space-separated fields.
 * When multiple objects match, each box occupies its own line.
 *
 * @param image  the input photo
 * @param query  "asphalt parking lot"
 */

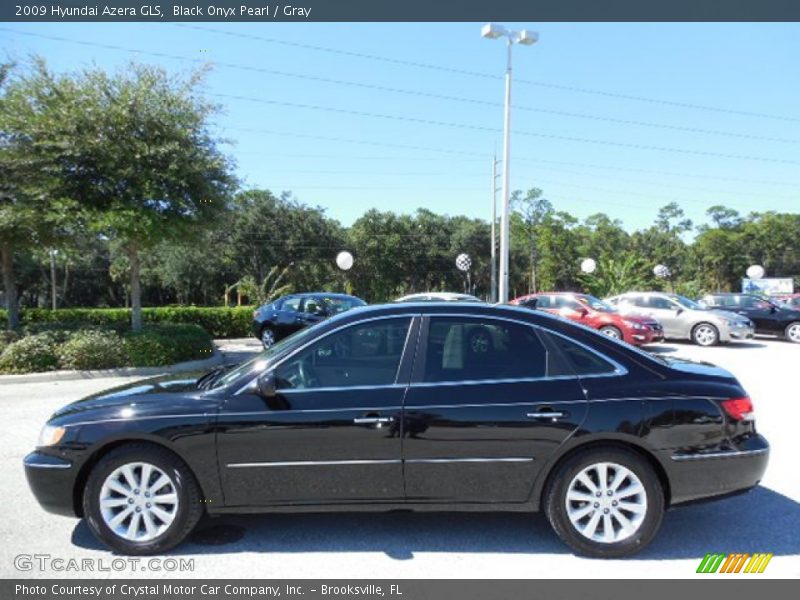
xmin=1 ymin=338 xmax=798 ymax=579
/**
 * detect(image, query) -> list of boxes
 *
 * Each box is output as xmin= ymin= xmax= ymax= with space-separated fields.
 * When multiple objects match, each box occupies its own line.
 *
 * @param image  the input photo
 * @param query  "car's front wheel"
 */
xmin=599 ymin=325 xmax=622 ymax=340
xmin=83 ymin=443 xmax=203 ymax=555
xmin=692 ymin=322 xmax=719 ymax=346
xmin=260 ymin=326 xmax=277 ymax=349
xmin=545 ymin=447 xmax=664 ymax=558
xmin=785 ymin=322 xmax=800 ymax=343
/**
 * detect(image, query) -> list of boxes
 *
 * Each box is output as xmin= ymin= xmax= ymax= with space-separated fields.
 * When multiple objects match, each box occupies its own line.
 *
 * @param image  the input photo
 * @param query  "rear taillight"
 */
xmin=721 ymin=397 xmax=754 ymax=421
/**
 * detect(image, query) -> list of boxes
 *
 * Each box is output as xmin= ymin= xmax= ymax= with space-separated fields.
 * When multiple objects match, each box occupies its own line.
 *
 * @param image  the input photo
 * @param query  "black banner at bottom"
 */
xmin=3 ymin=580 xmax=799 ymax=600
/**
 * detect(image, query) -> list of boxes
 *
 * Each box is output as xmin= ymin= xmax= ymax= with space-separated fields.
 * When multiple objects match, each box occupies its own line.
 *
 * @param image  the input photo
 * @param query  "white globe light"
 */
xmin=746 ymin=265 xmax=765 ymax=280
xmin=580 ymin=258 xmax=596 ymax=274
xmin=653 ymin=264 xmax=670 ymax=278
xmin=336 ymin=251 xmax=354 ymax=271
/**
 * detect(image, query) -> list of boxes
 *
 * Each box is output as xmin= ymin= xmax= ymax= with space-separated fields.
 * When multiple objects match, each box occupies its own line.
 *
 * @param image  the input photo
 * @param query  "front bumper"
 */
xmin=665 ymin=434 xmax=769 ymax=506
xmin=728 ymin=325 xmax=756 ymax=340
xmin=24 ymin=451 xmax=79 ymax=517
xmin=631 ymin=326 xmax=664 ymax=345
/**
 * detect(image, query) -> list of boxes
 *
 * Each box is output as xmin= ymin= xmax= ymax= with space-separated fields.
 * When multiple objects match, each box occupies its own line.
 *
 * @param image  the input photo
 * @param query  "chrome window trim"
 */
xmin=234 ymin=313 xmax=420 ymax=395
xmin=670 ymin=447 xmax=769 ymax=461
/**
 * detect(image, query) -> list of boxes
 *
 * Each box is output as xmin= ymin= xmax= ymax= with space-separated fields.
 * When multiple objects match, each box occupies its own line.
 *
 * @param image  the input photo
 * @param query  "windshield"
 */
xmin=577 ymin=295 xmax=617 ymax=313
xmin=670 ymin=294 xmax=703 ymax=310
xmin=209 ymin=325 xmax=320 ymax=389
xmin=322 ymin=296 xmax=365 ymax=315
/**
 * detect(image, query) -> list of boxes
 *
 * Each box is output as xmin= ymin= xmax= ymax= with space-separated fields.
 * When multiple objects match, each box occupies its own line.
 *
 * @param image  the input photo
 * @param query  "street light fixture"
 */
xmin=482 ymin=23 xmax=539 ymax=303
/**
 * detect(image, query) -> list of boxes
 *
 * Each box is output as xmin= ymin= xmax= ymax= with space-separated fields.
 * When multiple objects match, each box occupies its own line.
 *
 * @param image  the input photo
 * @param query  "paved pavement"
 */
xmin=1 ymin=337 xmax=798 ymax=579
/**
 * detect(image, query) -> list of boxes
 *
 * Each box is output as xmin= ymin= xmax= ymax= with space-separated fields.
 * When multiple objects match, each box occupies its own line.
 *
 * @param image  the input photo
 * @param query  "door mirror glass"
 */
xmin=256 ymin=371 xmax=277 ymax=398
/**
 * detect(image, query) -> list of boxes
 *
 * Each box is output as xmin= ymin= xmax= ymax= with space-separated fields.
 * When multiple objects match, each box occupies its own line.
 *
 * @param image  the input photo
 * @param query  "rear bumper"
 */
xmin=24 ymin=452 xmax=79 ymax=517
xmin=665 ymin=434 xmax=769 ymax=506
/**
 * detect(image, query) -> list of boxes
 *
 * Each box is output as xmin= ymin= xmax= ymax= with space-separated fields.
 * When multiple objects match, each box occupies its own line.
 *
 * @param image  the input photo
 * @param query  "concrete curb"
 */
xmin=0 ymin=351 xmax=224 ymax=384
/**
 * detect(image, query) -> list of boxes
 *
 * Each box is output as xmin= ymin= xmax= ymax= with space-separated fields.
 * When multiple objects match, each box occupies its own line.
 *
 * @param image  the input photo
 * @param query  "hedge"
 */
xmin=0 ymin=306 xmax=255 ymax=338
xmin=0 ymin=324 xmax=214 ymax=374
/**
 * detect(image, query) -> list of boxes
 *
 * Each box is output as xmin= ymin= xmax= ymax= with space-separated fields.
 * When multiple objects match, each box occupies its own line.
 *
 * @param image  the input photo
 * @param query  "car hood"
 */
xmin=661 ymin=356 xmax=737 ymax=381
xmin=709 ymin=309 xmax=750 ymax=323
xmin=620 ymin=314 xmax=659 ymax=326
xmin=49 ymin=370 xmax=220 ymax=423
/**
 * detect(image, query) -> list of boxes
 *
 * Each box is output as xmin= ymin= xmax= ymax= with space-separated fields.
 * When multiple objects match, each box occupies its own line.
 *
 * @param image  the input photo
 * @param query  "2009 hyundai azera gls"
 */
xmin=24 ymin=303 xmax=769 ymax=558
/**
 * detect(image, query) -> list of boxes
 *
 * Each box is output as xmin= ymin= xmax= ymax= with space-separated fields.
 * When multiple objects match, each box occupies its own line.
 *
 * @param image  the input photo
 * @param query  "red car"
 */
xmin=511 ymin=292 xmax=664 ymax=346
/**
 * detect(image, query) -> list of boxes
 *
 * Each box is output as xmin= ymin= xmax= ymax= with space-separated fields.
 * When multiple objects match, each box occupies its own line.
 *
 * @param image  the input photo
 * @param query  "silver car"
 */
xmin=605 ymin=292 xmax=754 ymax=346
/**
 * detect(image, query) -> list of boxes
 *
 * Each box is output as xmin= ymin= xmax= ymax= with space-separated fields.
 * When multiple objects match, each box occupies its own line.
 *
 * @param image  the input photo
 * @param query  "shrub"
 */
xmin=57 ymin=330 xmax=128 ymax=370
xmin=0 ymin=333 xmax=60 ymax=374
xmin=122 ymin=324 xmax=214 ymax=367
xmin=0 ymin=330 xmax=19 ymax=355
xmin=1 ymin=306 xmax=255 ymax=338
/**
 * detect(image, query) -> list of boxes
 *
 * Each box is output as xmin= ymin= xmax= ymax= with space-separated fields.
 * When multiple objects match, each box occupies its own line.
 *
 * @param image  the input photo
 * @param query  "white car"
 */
xmin=395 ymin=292 xmax=482 ymax=303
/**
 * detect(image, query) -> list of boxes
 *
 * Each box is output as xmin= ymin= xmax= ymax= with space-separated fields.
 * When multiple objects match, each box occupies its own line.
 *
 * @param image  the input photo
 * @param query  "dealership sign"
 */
xmin=741 ymin=278 xmax=794 ymax=295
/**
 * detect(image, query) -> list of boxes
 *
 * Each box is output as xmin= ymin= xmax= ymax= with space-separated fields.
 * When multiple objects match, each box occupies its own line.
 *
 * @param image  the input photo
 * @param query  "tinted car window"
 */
xmin=423 ymin=318 xmax=546 ymax=382
xmin=282 ymin=296 xmax=302 ymax=312
xmin=323 ymin=296 xmax=366 ymax=314
xmin=552 ymin=296 xmax=582 ymax=310
xmin=532 ymin=296 xmax=550 ymax=308
xmin=275 ymin=318 xmax=411 ymax=390
xmin=539 ymin=330 xmax=618 ymax=376
xmin=645 ymin=296 xmax=675 ymax=310
xmin=739 ymin=295 xmax=770 ymax=309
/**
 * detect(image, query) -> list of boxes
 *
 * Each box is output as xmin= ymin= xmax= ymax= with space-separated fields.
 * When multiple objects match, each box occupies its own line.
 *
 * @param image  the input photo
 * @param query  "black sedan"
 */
xmin=251 ymin=292 xmax=365 ymax=348
xmin=699 ymin=292 xmax=800 ymax=343
xmin=25 ymin=303 xmax=768 ymax=558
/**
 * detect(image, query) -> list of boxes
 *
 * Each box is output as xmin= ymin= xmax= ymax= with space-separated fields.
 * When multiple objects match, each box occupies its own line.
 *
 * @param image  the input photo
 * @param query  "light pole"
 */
xmin=482 ymin=23 xmax=538 ymax=303
xmin=49 ymin=249 xmax=58 ymax=310
xmin=490 ymin=155 xmax=500 ymax=302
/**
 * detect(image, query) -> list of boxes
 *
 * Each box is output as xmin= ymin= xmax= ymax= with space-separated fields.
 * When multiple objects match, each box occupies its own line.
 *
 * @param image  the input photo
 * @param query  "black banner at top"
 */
xmin=3 ymin=0 xmax=800 ymax=22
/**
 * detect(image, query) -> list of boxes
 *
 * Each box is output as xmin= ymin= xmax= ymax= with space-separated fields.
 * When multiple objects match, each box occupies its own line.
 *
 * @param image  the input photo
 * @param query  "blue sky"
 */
xmin=2 ymin=22 xmax=798 ymax=232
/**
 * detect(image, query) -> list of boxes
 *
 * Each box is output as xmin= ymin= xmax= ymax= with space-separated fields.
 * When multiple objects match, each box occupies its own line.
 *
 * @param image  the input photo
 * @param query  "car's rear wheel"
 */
xmin=83 ymin=443 xmax=203 ymax=555
xmin=692 ymin=322 xmax=719 ymax=346
xmin=260 ymin=326 xmax=276 ymax=349
xmin=599 ymin=325 xmax=622 ymax=340
xmin=545 ymin=447 xmax=664 ymax=558
xmin=785 ymin=322 xmax=800 ymax=343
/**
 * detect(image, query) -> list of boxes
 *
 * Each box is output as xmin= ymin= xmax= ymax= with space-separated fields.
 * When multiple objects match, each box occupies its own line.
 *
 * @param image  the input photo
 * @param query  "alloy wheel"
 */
xmin=787 ymin=323 xmax=800 ymax=343
xmin=261 ymin=328 xmax=276 ymax=348
xmin=99 ymin=461 xmax=179 ymax=542
xmin=600 ymin=326 xmax=621 ymax=339
xmin=693 ymin=324 xmax=717 ymax=346
xmin=564 ymin=462 xmax=648 ymax=544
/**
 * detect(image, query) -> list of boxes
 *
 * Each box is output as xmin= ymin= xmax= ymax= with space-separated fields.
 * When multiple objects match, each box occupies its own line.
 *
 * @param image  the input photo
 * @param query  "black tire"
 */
xmin=544 ymin=447 xmax=664 ymax=558
xmin=785 ymin=321 xmax=800 ymax=344
xmin=83 ymin=443 xmax=203 ymax=555
xmin=691 ymin=322 xmax=719 ymax=347
xmin=599 ymin=325 xmax=623 ymax=340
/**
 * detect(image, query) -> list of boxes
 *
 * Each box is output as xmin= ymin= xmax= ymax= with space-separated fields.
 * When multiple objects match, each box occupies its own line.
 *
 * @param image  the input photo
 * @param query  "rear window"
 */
xmin=538 ymin=330 xmax=619 ymax=376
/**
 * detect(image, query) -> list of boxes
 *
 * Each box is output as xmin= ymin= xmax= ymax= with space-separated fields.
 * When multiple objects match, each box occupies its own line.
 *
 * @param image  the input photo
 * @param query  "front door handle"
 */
xmin=526 ymin=411 xmax=567 ymax=420
xmin=353 ymin=416 xmax=394 ymax=425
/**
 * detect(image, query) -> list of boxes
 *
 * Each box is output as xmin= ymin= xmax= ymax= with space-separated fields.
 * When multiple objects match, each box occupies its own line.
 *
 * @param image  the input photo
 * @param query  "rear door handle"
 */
xmin=526 ymin=411 xmax=567 ymax=420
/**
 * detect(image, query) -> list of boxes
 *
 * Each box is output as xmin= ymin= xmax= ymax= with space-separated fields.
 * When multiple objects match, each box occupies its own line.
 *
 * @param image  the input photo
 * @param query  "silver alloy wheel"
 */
xmin=99 ymin=462 xmax=179 ymax=542
xmin=600 ymin=326 xmax=621 ymax=339
xmin=565 ymin=461 xmax=648 ymax=544
xmin=693 ymin=324 xmax=717 ymax=346
xmin=261 ymin=328 xmax=276 ymax=348
xmin=787 ymin=323 xmax=800 ymax=343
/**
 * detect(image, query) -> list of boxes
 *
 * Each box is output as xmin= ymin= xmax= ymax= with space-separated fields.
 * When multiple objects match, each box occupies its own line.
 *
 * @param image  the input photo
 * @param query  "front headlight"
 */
xmin=624 ymin=320 xmax=645 ymax=330
xmin=37 ymin=424 xmax=66 ymax=447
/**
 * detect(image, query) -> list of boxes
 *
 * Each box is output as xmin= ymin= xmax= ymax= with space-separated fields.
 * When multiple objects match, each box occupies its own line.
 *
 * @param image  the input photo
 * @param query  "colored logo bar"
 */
xmin=697 ymin=553 xmax=773 ymax=573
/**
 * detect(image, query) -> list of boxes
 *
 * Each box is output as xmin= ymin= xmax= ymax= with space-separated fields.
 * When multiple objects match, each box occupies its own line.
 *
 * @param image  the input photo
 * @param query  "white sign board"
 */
xmin=742 ymin=278 xmax=794 ymax=295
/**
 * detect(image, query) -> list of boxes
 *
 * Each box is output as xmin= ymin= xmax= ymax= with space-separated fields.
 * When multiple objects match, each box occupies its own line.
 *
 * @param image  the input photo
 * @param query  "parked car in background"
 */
xmin=395 ymin=292 xmax=482 ymax=303
xmin=698 ymin=293 xmax=800 ymax=343
xmin=606 ymin=292 xmax=754 ymax=346
xmin=511 ymin=292 xmax=663 ymax=346
xmin=771 ymin=293 xmax=800 ymax=311
xmin=25 ymin=302 xmax=768 ymax=558
xmin=251 ymin=293 xmax=366 ymax=348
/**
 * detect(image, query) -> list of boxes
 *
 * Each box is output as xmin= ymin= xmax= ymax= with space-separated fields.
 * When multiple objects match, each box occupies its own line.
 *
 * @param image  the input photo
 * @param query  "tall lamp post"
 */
xmin=481 ymin=23 xmax=538 ymax=303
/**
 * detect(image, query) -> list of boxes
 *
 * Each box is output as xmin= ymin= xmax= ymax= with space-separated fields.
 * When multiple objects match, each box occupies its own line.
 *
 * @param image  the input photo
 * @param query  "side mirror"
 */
xmin=675 ymin=308 xmax=684 ymax=315
xmin=577 ymin=307 xmax=589 ymax=317
xmin=256 ymin=371 xmax=277 ymax=398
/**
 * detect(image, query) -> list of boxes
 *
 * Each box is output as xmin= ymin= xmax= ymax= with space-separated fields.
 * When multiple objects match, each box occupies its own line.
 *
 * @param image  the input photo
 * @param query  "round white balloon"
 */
xmin=336 ymin=251 xmax=354 ymax=271
xmin=653 ymin=264 xmax=670 ymax=278
xmin=746 ymin=264 xmax=765 ymax=280
xmin=580 ymin=258 xmax=596 ymax=274
xmin=455 ymin=253 xmax=472 ymax=272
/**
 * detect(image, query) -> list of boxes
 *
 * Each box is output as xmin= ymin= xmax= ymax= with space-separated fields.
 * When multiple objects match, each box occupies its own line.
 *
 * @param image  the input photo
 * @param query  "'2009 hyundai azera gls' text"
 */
xmin=24 ymin=303 xmax=768 ymax=558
